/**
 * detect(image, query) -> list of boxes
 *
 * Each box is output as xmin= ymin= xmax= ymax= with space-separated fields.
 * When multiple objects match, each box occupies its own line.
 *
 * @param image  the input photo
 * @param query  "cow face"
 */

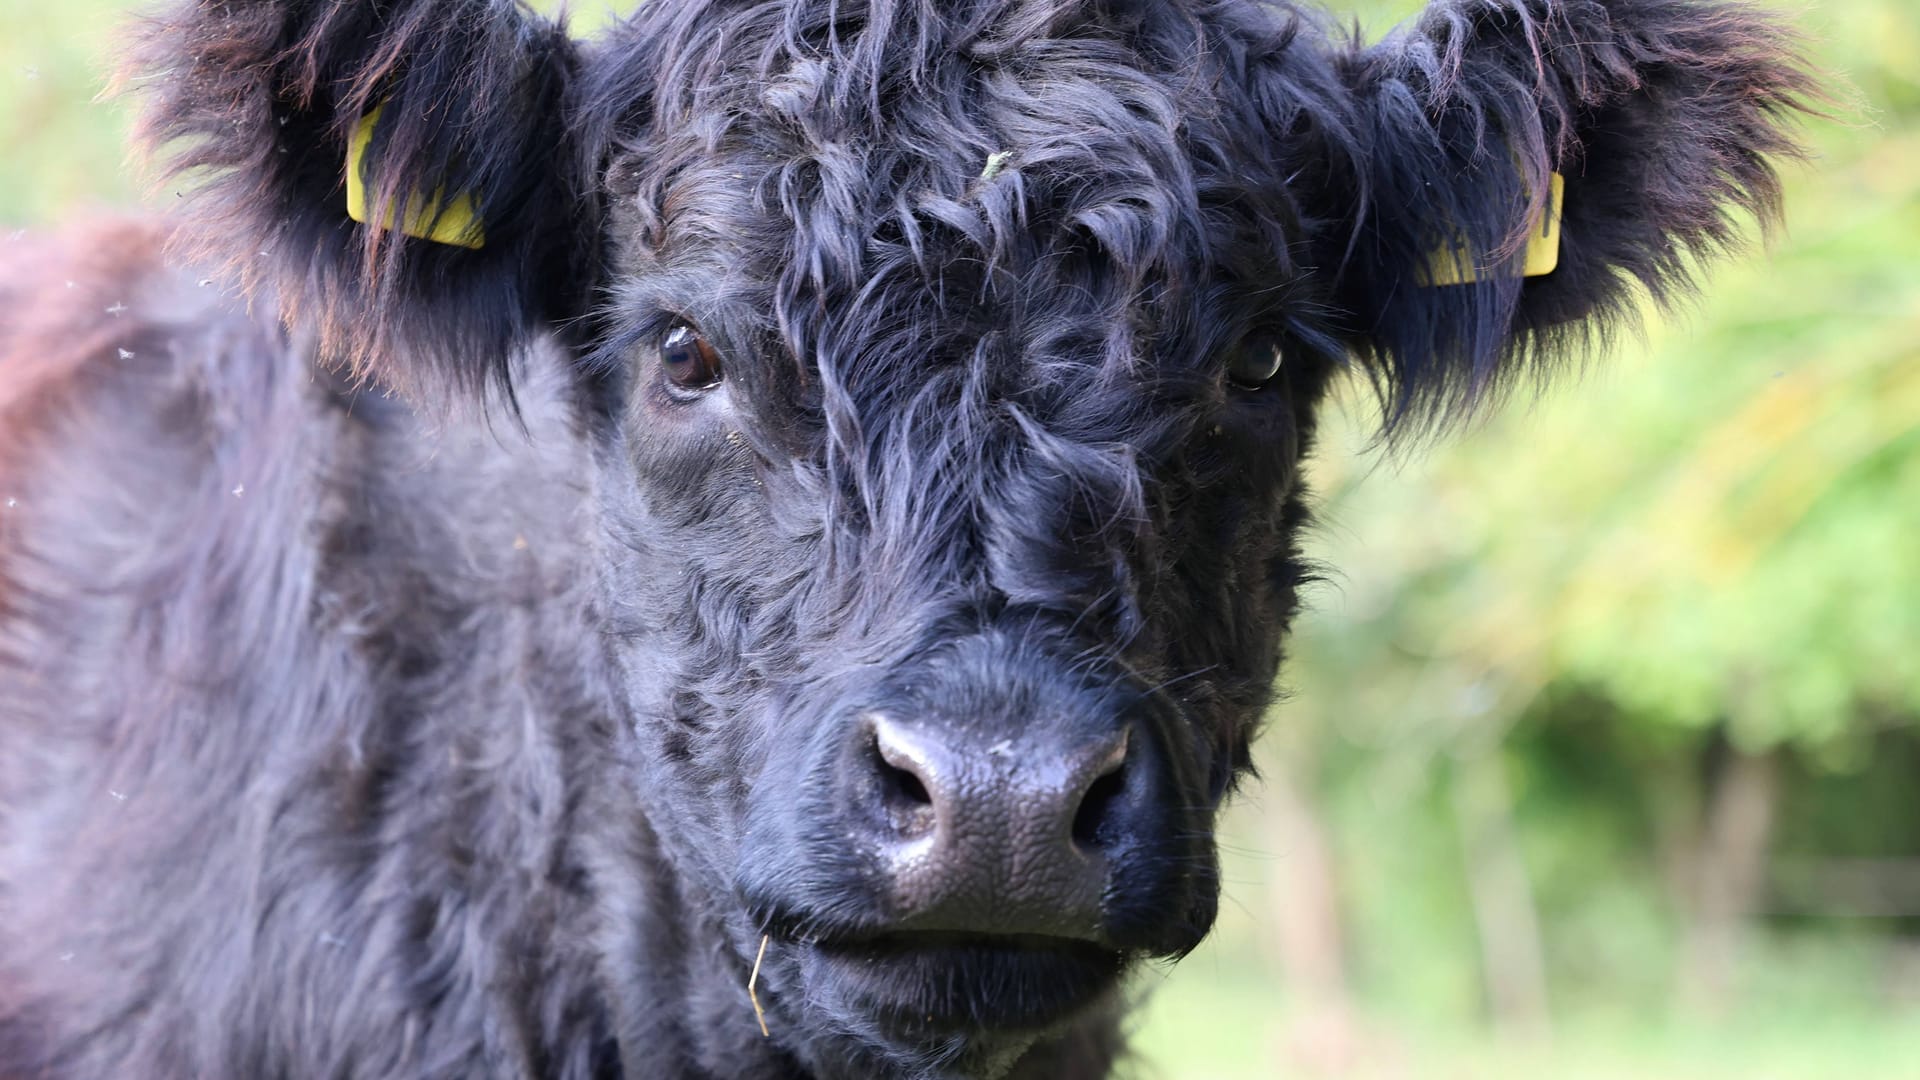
xmin=131 ymin=0 xmax=1813 ymax=1073
xmin=578 ymin=9 xmax=1352 ymax=1070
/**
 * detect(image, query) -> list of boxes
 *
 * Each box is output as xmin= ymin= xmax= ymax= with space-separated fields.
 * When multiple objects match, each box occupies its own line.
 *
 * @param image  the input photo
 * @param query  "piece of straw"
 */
xmin=748 ymin=934 xmax=771 ymax=1038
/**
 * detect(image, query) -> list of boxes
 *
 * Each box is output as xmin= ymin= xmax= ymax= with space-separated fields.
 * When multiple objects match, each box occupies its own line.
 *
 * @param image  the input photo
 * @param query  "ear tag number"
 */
xmin=345 ymin=105 xmax=486 ymax=250
xmin=1421 ymin=171 xmax=1563 ymax=287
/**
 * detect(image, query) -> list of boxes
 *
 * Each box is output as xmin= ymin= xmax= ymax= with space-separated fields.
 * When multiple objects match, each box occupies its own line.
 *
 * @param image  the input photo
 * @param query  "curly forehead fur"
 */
xmin=594 ymin=0 xmax=1357 ymax=501
xmin=583 ymin=0 xmax=1349 ymax=708
xmin=0 ymin=0 xmax=1819 ymax=1077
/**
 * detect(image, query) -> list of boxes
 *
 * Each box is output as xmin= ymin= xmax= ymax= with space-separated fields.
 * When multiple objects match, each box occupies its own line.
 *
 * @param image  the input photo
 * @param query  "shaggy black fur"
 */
xmin=0 ymin=1 xmax=1816 ymax=1077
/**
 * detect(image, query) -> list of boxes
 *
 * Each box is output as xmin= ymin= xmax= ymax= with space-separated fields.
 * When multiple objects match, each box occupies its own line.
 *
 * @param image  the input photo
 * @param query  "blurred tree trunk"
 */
xmin=1451 ymin=747 xmax=1552 ymax=1043
xmin=1260 ymin=749 xmax=1364 ymax=1076
xmin=1677 ymin=735 xmax=1781 ymax=1015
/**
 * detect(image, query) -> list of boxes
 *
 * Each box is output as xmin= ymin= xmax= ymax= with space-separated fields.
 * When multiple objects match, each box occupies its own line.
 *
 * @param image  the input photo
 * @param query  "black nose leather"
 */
xmin=856 ymin=711 xmax=1140 ymax=940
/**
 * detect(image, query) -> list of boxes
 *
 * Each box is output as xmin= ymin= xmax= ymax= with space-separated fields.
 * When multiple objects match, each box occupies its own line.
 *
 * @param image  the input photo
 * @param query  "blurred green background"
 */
xmin=5 ymin=1 xmax=1916 ymax=1076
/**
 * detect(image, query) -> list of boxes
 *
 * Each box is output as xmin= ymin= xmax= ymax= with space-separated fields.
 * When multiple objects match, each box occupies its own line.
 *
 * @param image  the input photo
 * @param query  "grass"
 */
xmin=1129 ymin=931 xmax=1920 ymax=1079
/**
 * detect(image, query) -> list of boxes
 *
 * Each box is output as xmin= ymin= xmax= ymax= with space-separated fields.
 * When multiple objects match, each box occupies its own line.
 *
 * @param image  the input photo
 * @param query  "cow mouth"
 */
xmin=800 ymin=931 xmax=1129 ymax=1034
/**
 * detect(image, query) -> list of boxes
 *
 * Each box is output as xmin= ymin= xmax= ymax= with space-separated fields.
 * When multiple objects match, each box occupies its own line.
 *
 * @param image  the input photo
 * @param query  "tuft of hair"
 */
xmin=1330 ymin=0 xmax=1827 ymax=434
xmin=120 ymin=0 xmax=597 ymax=401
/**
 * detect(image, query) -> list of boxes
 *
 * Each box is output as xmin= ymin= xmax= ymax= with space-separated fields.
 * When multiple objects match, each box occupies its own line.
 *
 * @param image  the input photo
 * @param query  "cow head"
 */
xmin=132 ymin=0 xmax=1814 ymax=1073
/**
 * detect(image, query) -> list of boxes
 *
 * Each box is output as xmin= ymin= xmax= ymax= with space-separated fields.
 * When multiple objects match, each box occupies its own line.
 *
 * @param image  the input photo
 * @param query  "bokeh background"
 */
xmin=4 ymin=1 xmax=1915 ymax=1076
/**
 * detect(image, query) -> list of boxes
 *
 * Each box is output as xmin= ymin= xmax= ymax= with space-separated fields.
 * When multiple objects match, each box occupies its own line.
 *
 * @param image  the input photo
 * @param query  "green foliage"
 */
xmin=0 ymin=8 xmax=132 ymax=220
xmin=1235 ymin=4 xmax=1920 ymax=1075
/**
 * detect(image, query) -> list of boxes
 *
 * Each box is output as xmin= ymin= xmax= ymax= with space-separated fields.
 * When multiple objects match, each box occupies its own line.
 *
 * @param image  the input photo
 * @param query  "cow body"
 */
xmin=0 ymin=1 xmax=1815 ymax=1077
xmin=0 ymin=222 xmax=630 ymax=1077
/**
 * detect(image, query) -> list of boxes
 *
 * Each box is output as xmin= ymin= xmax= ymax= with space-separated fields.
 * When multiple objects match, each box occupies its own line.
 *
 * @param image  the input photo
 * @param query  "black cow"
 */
xmin=0 ymin=0 xmax=1814 ymax=1077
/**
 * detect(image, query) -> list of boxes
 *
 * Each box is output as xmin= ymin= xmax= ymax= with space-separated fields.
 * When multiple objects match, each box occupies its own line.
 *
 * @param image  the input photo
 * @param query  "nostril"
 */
xmin=1072 ymin=765 xmax=1126 ymax=849
xmin=869 ymin=715 xmax=938 ymax=837
xmin=1071 ymin=729 xmax=1131 ymax=851
xmin=878 ymin=753 xmax=932 ymax=808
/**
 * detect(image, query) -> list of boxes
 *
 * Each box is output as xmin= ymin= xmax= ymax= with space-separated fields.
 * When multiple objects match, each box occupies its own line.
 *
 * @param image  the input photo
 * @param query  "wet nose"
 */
xmin=855 ymin=711 xmax=1145 ymax=940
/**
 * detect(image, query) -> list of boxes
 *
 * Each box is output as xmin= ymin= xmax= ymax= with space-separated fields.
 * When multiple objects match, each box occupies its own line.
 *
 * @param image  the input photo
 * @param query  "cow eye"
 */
xmin=659 ymin=322 xmax=723 ymax=390
xmin=1227 ymin=344 xmax=1284 ymax=391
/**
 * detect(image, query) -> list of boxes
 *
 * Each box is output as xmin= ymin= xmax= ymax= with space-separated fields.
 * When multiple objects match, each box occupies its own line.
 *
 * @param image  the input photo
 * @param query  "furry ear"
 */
xmin=125 ymin=0 xmax=597 ymax=399
xmin=1325 ymin=0 xmax=1823 ymax=428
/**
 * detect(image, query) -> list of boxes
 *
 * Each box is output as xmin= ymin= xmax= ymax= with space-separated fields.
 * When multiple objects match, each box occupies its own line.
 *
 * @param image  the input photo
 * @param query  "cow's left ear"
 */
xmin=1323 ymin=0 xmax=1823 ymax=427
xmin=126 ymin=0 xmax=600 ymax=400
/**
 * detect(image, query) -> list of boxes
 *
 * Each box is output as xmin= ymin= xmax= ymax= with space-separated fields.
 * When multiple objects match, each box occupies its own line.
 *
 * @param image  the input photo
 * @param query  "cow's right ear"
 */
xmin=126 ymin=0 xmax=598 ymax=399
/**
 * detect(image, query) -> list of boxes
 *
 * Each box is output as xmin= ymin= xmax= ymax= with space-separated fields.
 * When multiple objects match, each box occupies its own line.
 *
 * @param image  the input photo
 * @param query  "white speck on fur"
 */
xmin=231 ymin=484 xmax=245 ymax=498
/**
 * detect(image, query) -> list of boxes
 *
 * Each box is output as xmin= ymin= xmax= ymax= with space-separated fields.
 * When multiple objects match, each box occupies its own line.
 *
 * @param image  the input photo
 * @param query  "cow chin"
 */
xmin=790 ymin=932 xmax=1132 ymax=1071
xmin=750 ymin=878 xmax=1220 ymax=1071
xmin=812 ymin=932 xmax=1127 ymax=1030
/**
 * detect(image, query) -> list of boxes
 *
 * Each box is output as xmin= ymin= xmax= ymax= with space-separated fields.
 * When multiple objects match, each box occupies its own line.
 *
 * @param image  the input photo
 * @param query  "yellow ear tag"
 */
xmin=1421 ymin=171 xmax=1563 ymax=287
xmin=345 ymin=106 xmax=486 ymax=250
